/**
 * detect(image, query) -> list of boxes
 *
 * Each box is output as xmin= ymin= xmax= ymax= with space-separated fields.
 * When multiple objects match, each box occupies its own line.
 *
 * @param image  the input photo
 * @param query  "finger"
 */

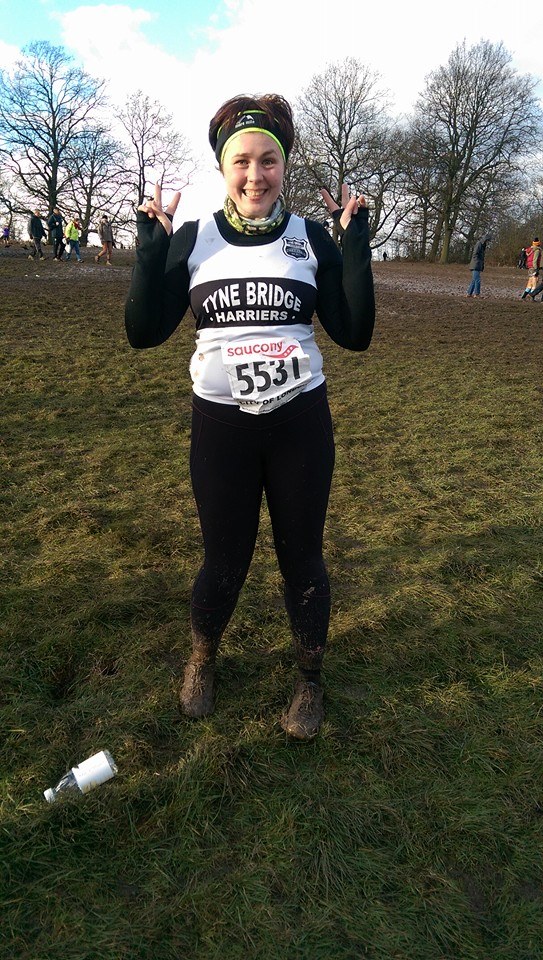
xmin=319 ymin=187 xmax=338 ymax=212
xmin=341 ymin=183 xmax=350 ymax=207
xmin=165 ymin=191 xmax=182 ymax=217
xmin=357 ymin=194 xmax=367 ymax=209
xmin=339 ymin=197 xmax=358 ymax=230
xmin=154 ymin=182 xmax=162 ymax=208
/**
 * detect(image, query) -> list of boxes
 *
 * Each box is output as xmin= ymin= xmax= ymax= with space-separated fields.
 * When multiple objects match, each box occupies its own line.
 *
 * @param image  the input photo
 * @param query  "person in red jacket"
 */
xmin=520 ymin=238 xmax=542 ymax=299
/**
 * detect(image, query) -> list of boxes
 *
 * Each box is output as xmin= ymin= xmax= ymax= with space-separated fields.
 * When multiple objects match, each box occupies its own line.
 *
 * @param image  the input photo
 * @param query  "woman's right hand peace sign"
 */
xmin=320 ymin=183 xmax=367 ymax=231
xmin=138 ymin=183 xmax=181 ymax=236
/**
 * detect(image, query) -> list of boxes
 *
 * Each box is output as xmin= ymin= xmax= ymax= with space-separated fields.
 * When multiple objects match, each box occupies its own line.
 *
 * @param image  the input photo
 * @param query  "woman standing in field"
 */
xmin=125 ymin=94 xmax=375 ymax=739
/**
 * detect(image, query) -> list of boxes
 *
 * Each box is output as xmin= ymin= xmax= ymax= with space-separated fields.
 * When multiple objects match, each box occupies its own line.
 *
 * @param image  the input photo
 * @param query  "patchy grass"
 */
xmin=1 ymin=248 xmax=543 ymax=959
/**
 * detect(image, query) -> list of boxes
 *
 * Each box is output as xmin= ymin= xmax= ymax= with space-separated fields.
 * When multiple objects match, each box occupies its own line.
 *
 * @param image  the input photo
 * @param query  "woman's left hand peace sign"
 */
xmin=137 ymin=183 xmax=181 ymax=236
xmin=320 ymin=183 xmax=366 ymax=230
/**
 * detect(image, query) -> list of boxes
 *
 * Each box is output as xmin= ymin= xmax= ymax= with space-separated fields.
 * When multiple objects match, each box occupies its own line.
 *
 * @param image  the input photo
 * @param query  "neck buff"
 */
xmin=215 ymin=110 xmax=289 ymax=164
xmin=223 ymin=195 xmax=286 ymax=235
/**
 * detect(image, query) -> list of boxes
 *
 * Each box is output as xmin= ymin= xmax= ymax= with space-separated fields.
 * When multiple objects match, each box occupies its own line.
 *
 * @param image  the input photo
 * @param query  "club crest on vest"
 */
xmin=282 ymin=237 xmax=309 ymax=260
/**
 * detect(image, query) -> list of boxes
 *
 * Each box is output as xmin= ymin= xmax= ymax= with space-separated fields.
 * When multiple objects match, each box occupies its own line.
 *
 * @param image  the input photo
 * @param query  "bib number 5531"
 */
xmin=235 ymin=357 xmax=300 ymax=395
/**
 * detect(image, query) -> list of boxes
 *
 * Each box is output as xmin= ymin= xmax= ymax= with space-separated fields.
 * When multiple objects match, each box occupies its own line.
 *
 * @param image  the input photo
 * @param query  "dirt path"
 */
xmin=372 ymin=261 xmax=530 ymax=301
xmin=1 ymin=244 xmax=536 ymax=303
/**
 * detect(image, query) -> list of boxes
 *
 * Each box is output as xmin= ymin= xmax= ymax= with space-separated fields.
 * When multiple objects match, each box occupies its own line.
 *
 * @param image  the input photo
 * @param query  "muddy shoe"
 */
xmin=280 ymin=679 xmax=324 ymax=740
xmin=179 ymin=659 xmax=215 ymax=718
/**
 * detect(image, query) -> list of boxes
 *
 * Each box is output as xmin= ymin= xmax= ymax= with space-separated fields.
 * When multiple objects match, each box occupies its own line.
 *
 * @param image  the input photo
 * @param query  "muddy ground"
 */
xmin=1 ymin=241 xmax=536 ymax=293
xmin=1 ymin=241 xmax=540 ymax=341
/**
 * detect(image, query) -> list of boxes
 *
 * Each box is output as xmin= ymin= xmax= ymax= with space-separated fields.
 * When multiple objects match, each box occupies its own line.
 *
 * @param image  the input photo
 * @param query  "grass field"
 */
xmin=2 ymin=248 xmax=543 ymax=959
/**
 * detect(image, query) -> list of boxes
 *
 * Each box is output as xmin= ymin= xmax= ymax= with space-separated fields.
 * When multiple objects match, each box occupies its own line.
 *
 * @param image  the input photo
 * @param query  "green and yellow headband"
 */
xmin=214 ymin=110 xmax=288 ymax=164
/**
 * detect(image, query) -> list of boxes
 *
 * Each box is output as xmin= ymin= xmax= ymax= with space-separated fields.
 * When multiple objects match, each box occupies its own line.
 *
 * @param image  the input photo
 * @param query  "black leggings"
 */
xmin=190 ymin=383 xmax=335 ymax=668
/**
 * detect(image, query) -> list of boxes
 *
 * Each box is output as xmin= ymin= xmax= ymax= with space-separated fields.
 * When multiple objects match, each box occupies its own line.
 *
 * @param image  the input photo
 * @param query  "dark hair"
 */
xmin=208 ymin=94 xmax=295 ymax=164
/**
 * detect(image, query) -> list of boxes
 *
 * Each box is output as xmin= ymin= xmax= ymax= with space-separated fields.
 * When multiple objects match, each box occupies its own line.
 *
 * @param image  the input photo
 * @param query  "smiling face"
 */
xmin=221 ymin=132 xmax=285 ymax=219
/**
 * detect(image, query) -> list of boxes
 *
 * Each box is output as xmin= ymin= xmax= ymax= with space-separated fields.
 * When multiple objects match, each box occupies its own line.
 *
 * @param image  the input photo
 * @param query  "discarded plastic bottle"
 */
xmin=44 ymin=749 xmax=118 ymax=803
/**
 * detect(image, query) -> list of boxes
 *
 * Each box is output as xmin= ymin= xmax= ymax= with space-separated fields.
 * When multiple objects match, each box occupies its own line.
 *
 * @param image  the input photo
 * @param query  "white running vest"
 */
xmin=187 ymin=214 xmax=325 ymax=407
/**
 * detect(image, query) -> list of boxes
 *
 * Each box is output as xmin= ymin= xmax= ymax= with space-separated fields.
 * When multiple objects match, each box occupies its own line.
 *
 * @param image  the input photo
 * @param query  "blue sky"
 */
xmin=2 ymin=0 xmax=542 ymax=220
xmin=1 ymin=0 xmax=231 ymax=58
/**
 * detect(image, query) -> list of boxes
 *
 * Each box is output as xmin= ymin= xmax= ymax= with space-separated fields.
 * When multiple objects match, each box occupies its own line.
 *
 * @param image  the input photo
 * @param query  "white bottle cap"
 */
xmin=72 ymin=750 xmax=117 ymax=794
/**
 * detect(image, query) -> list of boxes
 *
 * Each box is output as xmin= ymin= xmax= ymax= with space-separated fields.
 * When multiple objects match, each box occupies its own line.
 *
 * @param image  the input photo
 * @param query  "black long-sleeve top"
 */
xmin=125 ymin=207 xmax=375 ymax=354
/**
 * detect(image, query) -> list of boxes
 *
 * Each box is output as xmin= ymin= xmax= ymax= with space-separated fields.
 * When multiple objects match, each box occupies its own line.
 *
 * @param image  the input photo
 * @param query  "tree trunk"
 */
xmin=440 ymin=225 xmax=452 ymax=263
xmin=429 ymin=211 xmax=444 ymax=261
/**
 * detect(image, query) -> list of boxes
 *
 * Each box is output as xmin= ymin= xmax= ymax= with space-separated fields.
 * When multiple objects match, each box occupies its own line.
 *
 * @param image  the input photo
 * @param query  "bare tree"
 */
xmin=414 ymin=40 xmax=543 ymax=263
xmin=282 ymin=141 xmax=327 ymax=223
xmin=294 ymin=58 xmax=407 ymax=246
xmin=118 ymin=90 xmax=196 ymax=208
xmin=455 ymin=165 xmax=522 ymax=259
xmin=397 ymin=116 xmax=446 ymax=259
xmin=359 ymin=125 xmax=417 ymax=253
xmin=0 ymin=41 xmax=105 ymax=216
xmin=0 ymin=171 xmax=17 ymax=236
xmin=63 ymin=126 xmax=133 ymax=244
xmin=490 ymin=189 xmax=540 ymax=266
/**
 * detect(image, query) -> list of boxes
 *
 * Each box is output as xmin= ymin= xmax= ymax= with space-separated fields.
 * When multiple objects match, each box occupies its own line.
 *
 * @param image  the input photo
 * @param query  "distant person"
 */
xmin=526 ymin=277 xmax=543 ymax=301
xmin=48 ymin=207 xmax=65 ymax=261
xmin=525 ymin=244 xmax=543 ymax=300
xmin=95 ymin=214 xmax=115 ymax=265
xmin=517 ymin=247 xmax=527 ymax=269
xmin=64 ymin=218 xmax=82 ymax=262
xmin=519 ymin=238 xmax=541 ymax=299
xmin=28 ymin=209 xmax=47 ymax=260
xmin=2 ymin=224 xmax=10 ymax=247
xmin=382 ymin=250 xmax=387 ymax=261
xmin=466 ymin=232 xmax=492 ymax=297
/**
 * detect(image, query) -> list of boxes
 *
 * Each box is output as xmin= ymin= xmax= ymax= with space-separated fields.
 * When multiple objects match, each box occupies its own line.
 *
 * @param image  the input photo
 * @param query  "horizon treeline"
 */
xmin=1 ymin=39 xmax=542 ymax=260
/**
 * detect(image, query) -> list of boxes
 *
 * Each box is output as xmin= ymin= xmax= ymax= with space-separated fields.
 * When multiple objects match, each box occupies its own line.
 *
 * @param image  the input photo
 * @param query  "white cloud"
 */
xmin=56 ymin=5 xmax=162 ymax=97
xmin=0 ymin=39 xmax=23 ymax=71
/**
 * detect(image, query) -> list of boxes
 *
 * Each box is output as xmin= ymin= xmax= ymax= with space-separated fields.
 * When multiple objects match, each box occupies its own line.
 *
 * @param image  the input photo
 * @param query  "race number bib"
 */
xmin=221 ymin=337 xmax=312 ymax=414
